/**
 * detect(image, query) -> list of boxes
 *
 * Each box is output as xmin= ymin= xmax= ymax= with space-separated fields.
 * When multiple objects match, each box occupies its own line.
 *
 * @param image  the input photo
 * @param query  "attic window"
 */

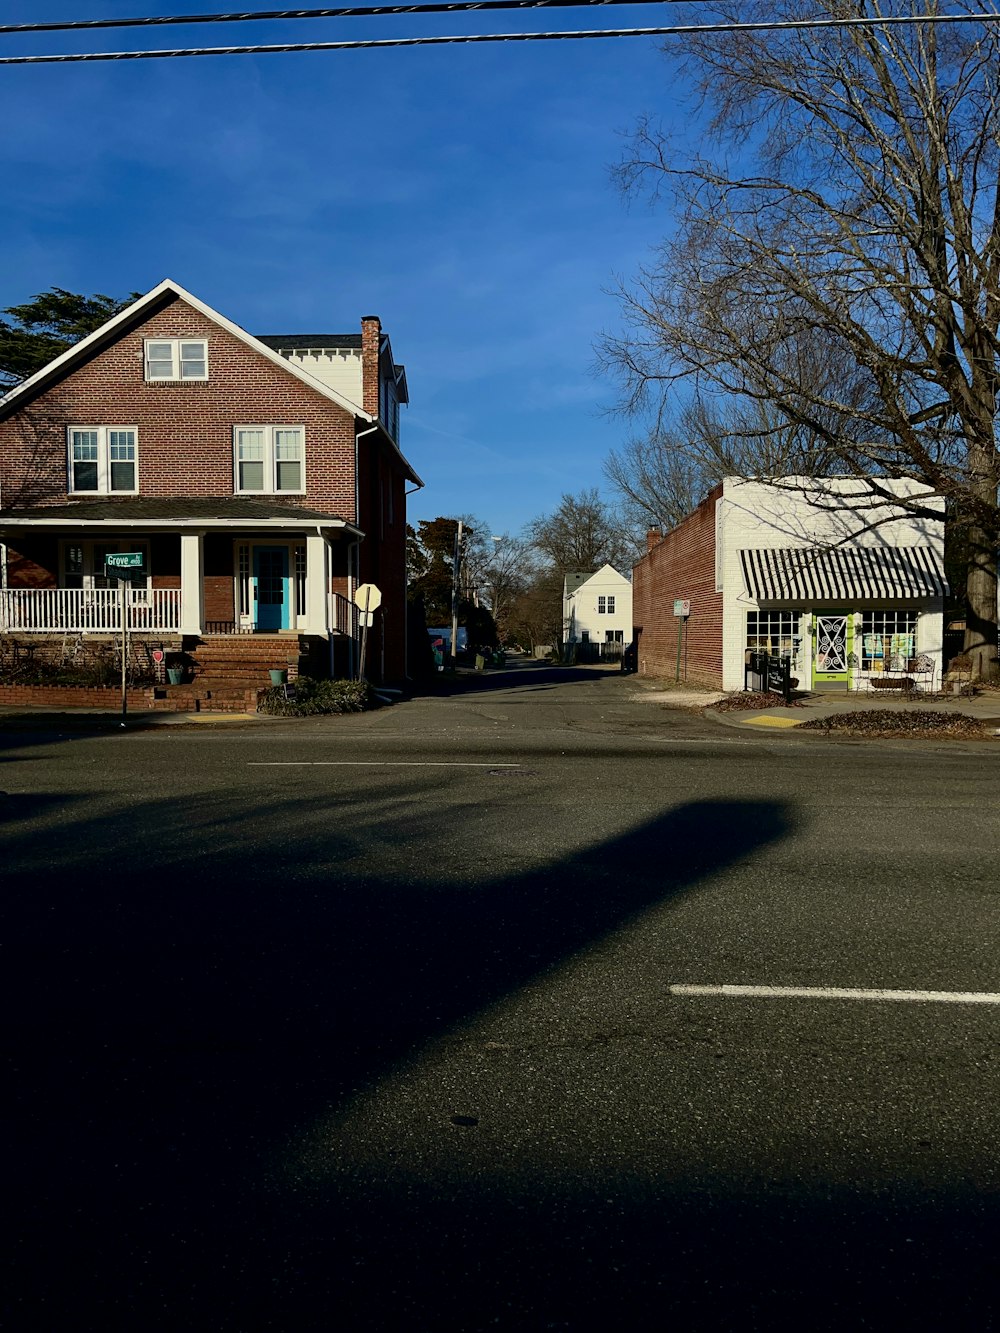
xmin=144 ymin=338 xmax=208 ymax=382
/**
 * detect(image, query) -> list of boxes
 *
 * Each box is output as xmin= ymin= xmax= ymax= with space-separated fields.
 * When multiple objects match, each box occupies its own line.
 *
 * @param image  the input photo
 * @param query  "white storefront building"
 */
xmin=718 ymin=478 xmax=948 ymax=692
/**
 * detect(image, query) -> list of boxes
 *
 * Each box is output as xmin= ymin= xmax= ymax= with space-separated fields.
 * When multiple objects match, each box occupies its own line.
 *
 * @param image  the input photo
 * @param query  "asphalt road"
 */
xmin=4 ymin=664 xmax=999 ymax=1330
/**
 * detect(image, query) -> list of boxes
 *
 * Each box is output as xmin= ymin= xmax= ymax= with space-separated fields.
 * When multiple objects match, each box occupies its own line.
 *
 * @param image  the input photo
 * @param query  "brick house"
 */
xmin=0 ymin=278 xmax=422 ymax=690
xmin=633 ymin=477 xmax=949 ymax=692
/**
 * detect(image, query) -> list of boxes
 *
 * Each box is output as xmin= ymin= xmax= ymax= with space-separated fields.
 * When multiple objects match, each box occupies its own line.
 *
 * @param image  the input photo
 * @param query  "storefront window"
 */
xmin=746 ymin=610 xmax=799 ymax=660
xmin=860 ymin=610 xmax=916 ymax=670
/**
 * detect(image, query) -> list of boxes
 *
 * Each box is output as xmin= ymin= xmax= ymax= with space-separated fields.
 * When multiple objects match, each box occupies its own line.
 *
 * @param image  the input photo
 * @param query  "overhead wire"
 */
xmin=0 ymin=0 xmax=706 ymax=35
xmin=0 ymin=5 xmax=996 ymax=63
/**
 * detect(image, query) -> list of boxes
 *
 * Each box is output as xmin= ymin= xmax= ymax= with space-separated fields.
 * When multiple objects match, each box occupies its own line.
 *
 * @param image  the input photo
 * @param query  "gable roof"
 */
xmin=565 ymin=564 xmax=631 ymax=596
xmin=0 ymin=278 xmax=375 ymax=424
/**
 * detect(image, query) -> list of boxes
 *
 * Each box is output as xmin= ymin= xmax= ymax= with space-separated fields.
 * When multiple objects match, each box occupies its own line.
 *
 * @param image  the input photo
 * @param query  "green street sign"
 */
xmin=105 ymin=552 xmax=144 ymax=568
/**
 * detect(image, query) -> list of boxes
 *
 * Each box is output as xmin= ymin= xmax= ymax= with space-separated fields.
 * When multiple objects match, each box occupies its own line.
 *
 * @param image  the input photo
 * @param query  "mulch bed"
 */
xmin=798 ymin=709 xmax=997 ymax=739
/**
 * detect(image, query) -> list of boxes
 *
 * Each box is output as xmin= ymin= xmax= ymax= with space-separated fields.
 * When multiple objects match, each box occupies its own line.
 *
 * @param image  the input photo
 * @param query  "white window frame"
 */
xmin=67 ymin=426 xmax=138 ymax=495
xmin=60 ymin=539 xmax=151 ymax=592
xmin=597 ymin=596 xmax=607 ymax=614
xmin=233 ymin=425 xmax=306 ymax=495
xmin=860 ymin=609 xmax=917 ymax=671
xmin=607 ymin=595 xmax=616 ymax=615
xmin=143 ymin=337 xmax=208 ymax=382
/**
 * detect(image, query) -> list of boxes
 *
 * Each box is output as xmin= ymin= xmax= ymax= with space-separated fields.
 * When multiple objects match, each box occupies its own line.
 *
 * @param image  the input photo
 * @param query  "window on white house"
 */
xmin=607 ymin=595 xmax=616 ymax=615
xmin=144 ymin=338 xmax=208 ymax=381
xmin=597 ymin=596 xmax=606 ymax=614
xmin=68 ymin=427 xmax=137 ymax=494
xmin=234 ymin=426 xmax=305 ymax=494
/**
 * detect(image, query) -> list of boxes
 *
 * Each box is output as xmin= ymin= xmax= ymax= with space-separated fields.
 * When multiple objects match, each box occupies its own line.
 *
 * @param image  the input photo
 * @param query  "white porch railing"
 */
xmin=0 ymin=587 xmax=182 ymax=633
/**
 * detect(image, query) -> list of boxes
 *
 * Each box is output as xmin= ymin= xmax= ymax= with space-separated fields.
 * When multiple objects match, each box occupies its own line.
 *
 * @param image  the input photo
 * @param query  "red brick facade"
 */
xmin=0 ymin=294 xmax=358 ymax=517
xmin=631 ymin=485 xmax=725 ymax=687
xmin=0 ymin=286 xmax=417 ymax=685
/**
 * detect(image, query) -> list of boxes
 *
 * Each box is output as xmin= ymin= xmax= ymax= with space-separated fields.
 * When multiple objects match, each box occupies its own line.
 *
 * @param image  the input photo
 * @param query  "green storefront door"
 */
xmin=813 ymin=611 xmax=852 ymax=691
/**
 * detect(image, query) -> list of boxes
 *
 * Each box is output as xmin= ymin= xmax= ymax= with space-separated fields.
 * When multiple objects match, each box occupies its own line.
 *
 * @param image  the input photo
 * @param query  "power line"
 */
xmin=0 ymin=9 xmax=995 ymax=63
xmin=0 ymin=0 xmax=699 ymax=37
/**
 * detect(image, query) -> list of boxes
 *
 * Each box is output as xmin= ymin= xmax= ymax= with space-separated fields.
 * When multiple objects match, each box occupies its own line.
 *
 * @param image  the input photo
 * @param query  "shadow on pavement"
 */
xmin=4 ymin=785 xmax=996 ymax=1328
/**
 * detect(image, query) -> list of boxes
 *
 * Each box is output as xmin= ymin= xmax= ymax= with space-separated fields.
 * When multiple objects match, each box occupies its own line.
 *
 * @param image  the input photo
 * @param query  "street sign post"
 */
xmin=104 ymin=552 xmax=145 ymax=572
xmin=673 ymin=599 xmax=690 ymax=681
xmin=353 ymin=583 xmax=382 ymax=680
xmin=103 ymin=555 xmax=146 ymax=724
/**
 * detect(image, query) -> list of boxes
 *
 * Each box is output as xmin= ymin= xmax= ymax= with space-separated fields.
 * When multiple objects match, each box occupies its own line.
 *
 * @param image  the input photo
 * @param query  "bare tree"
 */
xmin=603 ymin=0 xmax=1000 ymax=680
xmin=524 ymin=489 xmax=634 ymax=574
xmin=478 ymin=534 xmax=532 ymax=643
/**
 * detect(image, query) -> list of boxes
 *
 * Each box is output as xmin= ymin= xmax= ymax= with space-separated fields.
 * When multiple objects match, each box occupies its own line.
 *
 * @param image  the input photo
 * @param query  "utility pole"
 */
xmin=450 ymin=520 xmax=464 ymax=665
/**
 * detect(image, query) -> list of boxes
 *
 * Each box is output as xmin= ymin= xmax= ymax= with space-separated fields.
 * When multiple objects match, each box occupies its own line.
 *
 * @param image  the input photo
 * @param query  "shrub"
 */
xmin=257 ymin=676 xmax=376 ymax=716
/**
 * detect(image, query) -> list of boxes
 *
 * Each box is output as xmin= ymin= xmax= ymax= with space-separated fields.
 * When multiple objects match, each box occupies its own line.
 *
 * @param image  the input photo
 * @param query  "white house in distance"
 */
xmin=632 ymin=477 xmax=949 ymax=692
xmin=563 ymin=564 xmax=633 ymax=660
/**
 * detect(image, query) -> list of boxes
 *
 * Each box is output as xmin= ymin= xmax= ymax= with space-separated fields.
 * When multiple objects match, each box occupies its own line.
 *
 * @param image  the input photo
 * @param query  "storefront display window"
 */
xmin=860 ymin=610 xmax=916 ymax=670
xmin=746 ymin=610 xmax=800 ymax=664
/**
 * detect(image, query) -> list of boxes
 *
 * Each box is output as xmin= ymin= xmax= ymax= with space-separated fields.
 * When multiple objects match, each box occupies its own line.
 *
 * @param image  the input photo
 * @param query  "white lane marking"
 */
xmin=670 ymin=984 xmax=1000 ymax=1006
xmin=247 ymin=761 xmax=521 ymax=768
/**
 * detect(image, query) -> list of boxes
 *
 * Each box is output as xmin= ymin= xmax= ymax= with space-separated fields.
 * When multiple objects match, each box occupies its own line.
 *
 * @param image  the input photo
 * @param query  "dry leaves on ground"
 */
xmin=713 ymin=691 xmax=804 ymax=712
xmin=797 ymin=710 xmax=996 ymax=739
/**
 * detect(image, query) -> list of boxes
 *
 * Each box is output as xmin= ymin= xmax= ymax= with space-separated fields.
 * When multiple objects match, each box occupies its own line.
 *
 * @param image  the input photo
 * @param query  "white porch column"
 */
xmin=303 ymin=531 xmax=329 ymax=634
xmin=180 ymin=531 xmax=205 ymax=635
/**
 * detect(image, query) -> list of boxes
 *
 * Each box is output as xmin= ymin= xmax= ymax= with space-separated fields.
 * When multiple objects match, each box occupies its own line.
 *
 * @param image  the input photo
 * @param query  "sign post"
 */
xmin=673 ymin=599 xmax=690 ymax=683
xmin=104 ymin=553 xmax=146 ymax=722
xmin=354 ymin=583 xmax=382 ymax=681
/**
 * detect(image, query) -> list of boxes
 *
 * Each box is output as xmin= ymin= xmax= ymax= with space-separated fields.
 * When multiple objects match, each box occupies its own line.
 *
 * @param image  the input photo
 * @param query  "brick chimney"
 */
xmin=646 ymin=528 xmax=662 ymax=552
xmin=361 ymin=315 xmax=381 ymax=418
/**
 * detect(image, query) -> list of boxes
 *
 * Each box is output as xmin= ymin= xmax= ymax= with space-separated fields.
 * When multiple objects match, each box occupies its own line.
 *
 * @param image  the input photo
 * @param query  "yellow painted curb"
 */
xmin=742 ymin=715 xmax=803 ymax=728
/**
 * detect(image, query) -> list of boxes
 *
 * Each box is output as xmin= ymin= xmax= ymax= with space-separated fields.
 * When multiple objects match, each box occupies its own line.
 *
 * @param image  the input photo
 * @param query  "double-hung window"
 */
xmin=234 ymin=426 xmax=305 ymax=494
xmin=598 ymin=596 xmax=607 ymax=614
xmin=68 ymin=427 xmax=138 ymax=494
xmin=144 ymin=338 xmax=208 ymax=381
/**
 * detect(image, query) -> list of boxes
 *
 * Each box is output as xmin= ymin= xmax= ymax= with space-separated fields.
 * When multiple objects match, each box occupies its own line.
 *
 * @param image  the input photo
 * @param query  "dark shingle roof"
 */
xmin=0 ymin=496 xmax=353 ymax=524
xmin=256 ymin=334 xmax=361 ymax=351
xmin=564 ymin=571 xmax=595 ymax=595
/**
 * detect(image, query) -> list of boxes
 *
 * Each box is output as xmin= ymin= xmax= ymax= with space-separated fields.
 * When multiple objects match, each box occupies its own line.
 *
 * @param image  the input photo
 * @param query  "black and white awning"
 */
xmin=739 ymin=546 xmax=949 ymax=602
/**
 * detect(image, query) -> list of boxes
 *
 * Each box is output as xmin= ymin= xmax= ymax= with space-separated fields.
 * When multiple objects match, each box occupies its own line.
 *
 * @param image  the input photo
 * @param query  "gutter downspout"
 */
xmin=354 ymin=421 xmax=379 ymax=682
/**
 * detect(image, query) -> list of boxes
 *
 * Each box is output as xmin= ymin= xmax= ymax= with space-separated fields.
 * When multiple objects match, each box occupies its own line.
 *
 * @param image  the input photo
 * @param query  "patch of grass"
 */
xmin=257 ymin=677 xmax=376 ymax=717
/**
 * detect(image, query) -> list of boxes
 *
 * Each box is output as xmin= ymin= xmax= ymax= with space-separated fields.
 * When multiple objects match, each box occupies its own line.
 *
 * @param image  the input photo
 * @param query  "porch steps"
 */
xmin=150 ymin=684 xmax=261 ymax=714
xmin=184 ymin=635 xmax=299 ymax=685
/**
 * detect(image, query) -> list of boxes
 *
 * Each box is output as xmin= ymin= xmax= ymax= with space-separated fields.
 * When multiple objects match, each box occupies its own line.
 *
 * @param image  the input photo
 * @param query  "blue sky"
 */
xmin=1 ymin=2 xmax=685 ymax=537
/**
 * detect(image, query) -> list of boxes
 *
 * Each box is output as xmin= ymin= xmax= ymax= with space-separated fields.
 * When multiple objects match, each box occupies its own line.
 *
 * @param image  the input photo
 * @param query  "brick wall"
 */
xmin=361 ymin=316 xmax=381 ymax=418
xmin=632 ymin=485 xmax=724 ymax=687
xmin=0 ymin=293 xmax=358 ymax=520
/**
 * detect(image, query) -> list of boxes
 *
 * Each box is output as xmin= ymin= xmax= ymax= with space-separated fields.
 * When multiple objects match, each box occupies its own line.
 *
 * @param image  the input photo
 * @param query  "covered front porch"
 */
xmin=0 ymin=497 xmax=363 ymax=647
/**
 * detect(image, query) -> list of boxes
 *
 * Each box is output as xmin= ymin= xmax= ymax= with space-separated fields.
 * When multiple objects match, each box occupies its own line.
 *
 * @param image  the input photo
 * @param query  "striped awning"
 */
xmin=739 ymin=546 xmax=949 ymax=601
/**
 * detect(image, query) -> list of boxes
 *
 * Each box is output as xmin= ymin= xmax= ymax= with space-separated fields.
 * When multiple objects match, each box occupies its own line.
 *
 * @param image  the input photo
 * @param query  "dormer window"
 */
xmin=144 ymin=338 xmax=208 ymax=381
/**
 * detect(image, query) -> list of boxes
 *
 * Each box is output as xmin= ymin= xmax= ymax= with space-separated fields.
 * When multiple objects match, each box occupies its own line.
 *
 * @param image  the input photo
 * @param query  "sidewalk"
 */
xmin=633 ymin=680 xmax=1000 ymax=735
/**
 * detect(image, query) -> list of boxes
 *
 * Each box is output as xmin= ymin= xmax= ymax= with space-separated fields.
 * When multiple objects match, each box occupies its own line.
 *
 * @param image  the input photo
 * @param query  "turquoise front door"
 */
xmin=253 ymin=546 xmax=289 ymax=631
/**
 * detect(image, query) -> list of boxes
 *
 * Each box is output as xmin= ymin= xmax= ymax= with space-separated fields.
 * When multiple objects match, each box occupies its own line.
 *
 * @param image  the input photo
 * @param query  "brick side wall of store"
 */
xmin=632 ymin=485 xmax=725 ymax=688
